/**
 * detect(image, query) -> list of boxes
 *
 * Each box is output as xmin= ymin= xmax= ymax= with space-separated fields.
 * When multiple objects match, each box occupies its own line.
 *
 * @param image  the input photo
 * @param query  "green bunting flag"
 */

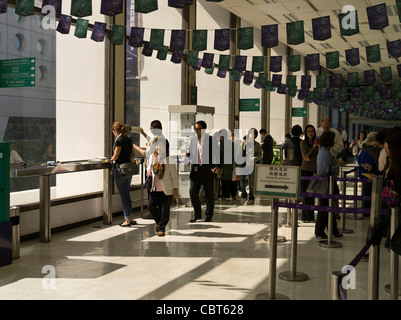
xmin=110 ymin=25 xmax=126 ymax=45
xmin=257 ymin=73 xmax=268 ymax=86
xmin=252 ymin=56 xmax=264 ymax=73
xmin=186 ymin=51 xmax=198 ymax=67
xmin=230 ymin=70 xmax=241 ymax=82
xmin=149 ymin=29 xmax=165 ymax=50
xmin=397 ymin=0 xmax=401 ymax=23
xmin=347 ymin=72 xmax=359 ymax=87
xmin=286 ymin=75 xmax=296 ymax=88
xmin=156 ymin=46 xmax=169 ymax=60
xmin=218 ymin=55 xmax=230 ymax=71
xmin=74 ymin=18 xmax=89 ymax=38
xmin=15 ymin=0 xmax=34 ymax=16
xmin=326 ymin=51 xmax=339 ymax=69
xmin=71 ymin=0 xmax=92 ymax=18
xmin=237 ymin=27 xmax=253 ymax=50
xmin=287 ymin=55 xmax=301 ymax=72
xmin=286 ymin=21 xmax=305 ymax=45
xmin=380 ymin=67 xmax=392 ymax=82
xmin=192 ymin=30 xmax=207 ymax=51
xmin=366 ymin=44 xmax=381 ymax=63
xmin=316 ymin=75 xmax=327 ymax=89
xmin=135 ymin=0 xmax=158 ymax=13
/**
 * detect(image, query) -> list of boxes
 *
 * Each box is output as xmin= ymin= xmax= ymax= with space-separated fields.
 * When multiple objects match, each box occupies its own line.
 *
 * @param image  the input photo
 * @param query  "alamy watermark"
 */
xmin=41 ymin=5 xmax=57 ymax=30
xmin=341 ymin=5 xmax=358 ymax=31
xmin=42 ymin=265 xmax=56 ymax=289
xmin=341 ymin=265 xmax=356 ymax=290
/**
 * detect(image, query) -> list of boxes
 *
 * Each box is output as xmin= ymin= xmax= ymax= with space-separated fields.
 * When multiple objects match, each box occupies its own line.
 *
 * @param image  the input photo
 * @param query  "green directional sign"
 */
xmin=0 ymin=58 xmax=36 ymax=88
xmin=239 ymin=98 xmax=260 ymax=112
xmin=292 ymin=107 xmax=307 ymax=117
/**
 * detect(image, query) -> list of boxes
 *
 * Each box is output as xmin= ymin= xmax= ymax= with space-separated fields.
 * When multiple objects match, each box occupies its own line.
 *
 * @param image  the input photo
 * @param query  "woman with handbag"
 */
xmin=300 ymin=125 xmax=319 ymax=222
xmin=111 ymin=121 xmax=137 ymax=227
xmin=315 ymin=131 xmax=344 ymax=239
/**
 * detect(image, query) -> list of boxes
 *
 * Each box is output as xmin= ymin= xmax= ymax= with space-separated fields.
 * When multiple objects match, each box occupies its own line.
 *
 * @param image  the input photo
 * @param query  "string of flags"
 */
xmin=3 ymin=0 xmax=401 ymax=120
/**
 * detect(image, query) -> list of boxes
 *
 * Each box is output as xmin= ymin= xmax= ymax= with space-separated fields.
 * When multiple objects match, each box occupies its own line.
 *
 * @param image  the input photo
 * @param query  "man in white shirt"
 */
xmin=316 ymin=118 xmax=344 ymax=159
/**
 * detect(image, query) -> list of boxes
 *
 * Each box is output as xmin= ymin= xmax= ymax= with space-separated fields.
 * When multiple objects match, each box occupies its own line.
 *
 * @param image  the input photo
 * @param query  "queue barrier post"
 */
xmin=256 ymin=200 xmax=289 ymax=300
xmin=339 ymin=168 xmax=353 ymax=234
xmin=331 ymin=271 xmax=347 ymax=300
xmin=279 ymin=205 xmax=309 ymax=282
xmin=385 ymin=207 xmax=400 ymax=299
xmin=318 ymin=175 xmax=342 ymax=248
xmin=368 ymin=175 xmax=383 ymax=300
xmin=348 ymin=168 xmax=364 ymax=220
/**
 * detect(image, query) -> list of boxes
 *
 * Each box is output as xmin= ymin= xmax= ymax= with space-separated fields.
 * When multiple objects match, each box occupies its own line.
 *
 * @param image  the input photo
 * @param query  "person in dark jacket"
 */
xmin=259 ymin=129 xmax=274 ymax=165
xmin=287 ymin=125 xmax=303 ymax=166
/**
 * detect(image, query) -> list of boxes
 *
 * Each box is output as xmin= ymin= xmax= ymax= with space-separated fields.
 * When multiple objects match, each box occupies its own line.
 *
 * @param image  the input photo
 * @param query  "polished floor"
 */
xmin=0 ymin=194 xmax=398 ymax=301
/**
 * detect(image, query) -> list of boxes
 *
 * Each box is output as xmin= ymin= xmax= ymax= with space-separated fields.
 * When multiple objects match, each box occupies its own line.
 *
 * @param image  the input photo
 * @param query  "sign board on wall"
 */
xmin=239 ymin=98 xmax=260 ymax=112
xmin=254 ymin=164 xmax=300 ymax=199
xmin=0 ymin=58 xmax=36 ymax=88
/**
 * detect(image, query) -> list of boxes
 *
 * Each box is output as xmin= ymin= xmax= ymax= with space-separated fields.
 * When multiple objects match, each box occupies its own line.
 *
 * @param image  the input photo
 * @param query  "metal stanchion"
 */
xmin=339 ymin=169 xmax=353 ymax=234
xmin=385 ymin=207 xmax=400 ymax=299
xmin=140 ymin=158 xmax=144 ymax=218
xmin=319 ymin=175 xmax=342 ymax=248
xmin=368 ymin=175 xmax=383 ymax=300
xmin=279 ymin=207 xmax=309 ymax=282
xmin=331 ymin=271 xmax=347 ymax=300
xmin=256 ymin=200 xmax=289 ymax=300
xmin=348 ymin=169 xmax=363 ymax=220
xmin=283 ymin=199 xmax=292 ymax=228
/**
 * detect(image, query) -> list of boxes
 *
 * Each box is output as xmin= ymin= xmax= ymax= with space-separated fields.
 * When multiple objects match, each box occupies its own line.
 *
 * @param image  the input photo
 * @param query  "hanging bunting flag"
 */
xmin=110 ymin=25 xmax=125 ymax=45
xmin=347 ymin=72 xmax=359 ymax=87
xmin=331 ymin=74 xmax=342 ymax=88
xmin=218 ymin=55 xmax=230 ymax=71
xmin=243 ymin=71 xmax=254 ymax=85
xmin=287 ymin=55 xmax=300 ymax=72
xmin=270 ymin=56 xmax=282 ymax=73
xmin=367 ymin=3 xmax=389 ymax=30
xmin=0 ymin=0 xmax=8 ymax=14
xmin=201 ymin=53 xmax=214 ymax=69
xmin=286 ymin=21 xmax=305 ymax=45
xmin=170 ymin=30 xmax=186 ymax=50
xmin=129 ymin=27 xmax=144 ymax=47
xmin=306 ymin=53 xmax=320 ymax=71
xmin=237 ymin=27 xmax=253 ymax=50
xmin=42 ymin=0 xmax=62 ymax=17
xmin=56 ymin=14 xmax=72 ymax=34
xmin=286 ymin=75 xmax=296 ymax=88
xmin=74 ymin=18 xmax=88 ymax=38
xmin=366 ymin=44 xmax=381 ymax=63
xmin=171 ymin=49 xmax=183 ymax=63
xmin=91 ymin=22 xmax=107 ymax=42
xmin=217 ymin=69 xmax=227 ymax=78
xmin=71 ymin=0 xmax=92 ymax=18
xmin=312 ymin=16 xmax=331 ymax=41
xmin=254 ymin=78 xmax=262 ymax=89
xmin=230 ymin=70 xmax=242 ymax=82
xmin=316 ymin=75 xmax=327 ymax=89
xmin=234 ymin=56 xmax=247 ymax=72
xmin=397 ymin=64 xmax=401 ymax=78
xmin=101 ymin=0 xmax=124 ymax=16
xmin=351 ymin=87 xmax=361 ymax=99
xmin=135 ymin=0 xmax=158 ymax=14
xmin=261 ymin=24 xmax=278 ymax=48
xmin=168 ymin=0 xmax=193 ymax=8
xmin=192 ymin=30 xmax=207 ymax=51
xmin=271 ymin=74 xmax=282 ymax=87
xmin=142 ymin=41 xmax=153 ymax=56
xmin=326 ymin=88 xmax=334 ymax=100
xmin=288 ymin=87 xmax=297 ymax=98
xmin=345 ymin=48 xmax=360 ymax=66
xmin=204 ymin=63 xmax=215 ymax=75
xmin=252 ymin=56 xmax=264 ymax=73
xmin=380 ymin=67 xmax=392 ymax=82
xmin=364 ymin=70 xmax=376 ymax=84
xmin=149 ymin=29 xmax=165 ymax=50
xmin=387 ymin=39 xmax=401 ymax=59
xmin=277 ymin=84 xmax=288 ymax=95
xmin=186 ymin=51 xmax=198 ymax=67
xmin=214 ymin=29 xmax=230 ymax=51
xmin=301 ymin=75 xmax=311 ymax=89
xmin=326 ymin=51 xmax=339 ymax=69
xmin=15 ymin=0 xmax=34 ymax=16
xmin=338 ymin=9 xmax=359 ymax=36
xmin=156 ymin=46 xmax=168 ymax=60
xmin=257 ymin=73 xmax=268 ymax=86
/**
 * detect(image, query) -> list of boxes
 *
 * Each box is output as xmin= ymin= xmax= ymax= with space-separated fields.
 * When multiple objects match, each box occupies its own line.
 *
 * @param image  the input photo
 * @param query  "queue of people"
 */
xmin=110 ymin=118 xmax=400 ymax=244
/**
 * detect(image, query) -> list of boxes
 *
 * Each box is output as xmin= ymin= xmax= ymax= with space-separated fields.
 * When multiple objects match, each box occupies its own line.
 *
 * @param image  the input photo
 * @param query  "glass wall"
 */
xmin=2 ymin=1 xmax=106 ymax=206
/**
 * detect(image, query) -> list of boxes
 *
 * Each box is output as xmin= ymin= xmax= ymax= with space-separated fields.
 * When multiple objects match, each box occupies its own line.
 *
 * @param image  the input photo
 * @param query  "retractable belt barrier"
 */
xmin=271 ymin=173 xmax=398 ymax=300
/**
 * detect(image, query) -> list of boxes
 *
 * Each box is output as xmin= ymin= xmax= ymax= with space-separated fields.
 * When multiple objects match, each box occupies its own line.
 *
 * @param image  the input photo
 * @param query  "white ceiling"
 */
xmin=215 ymin=0 xmax=401 ymax=79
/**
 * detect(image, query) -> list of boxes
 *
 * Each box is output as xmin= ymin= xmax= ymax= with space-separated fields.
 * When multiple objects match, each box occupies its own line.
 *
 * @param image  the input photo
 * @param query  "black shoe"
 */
xmin=334 ymin=233 xmax=343 ymax=238
xmin=205 ymin=217 xmax=212 ymax=222
xmin=189 ymin=218 xmax=199 ymax=223
xmin=130 ymin=220 xmax=137 ymax=226
xmin=316 ymin=234 xmax=328 ymax=239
